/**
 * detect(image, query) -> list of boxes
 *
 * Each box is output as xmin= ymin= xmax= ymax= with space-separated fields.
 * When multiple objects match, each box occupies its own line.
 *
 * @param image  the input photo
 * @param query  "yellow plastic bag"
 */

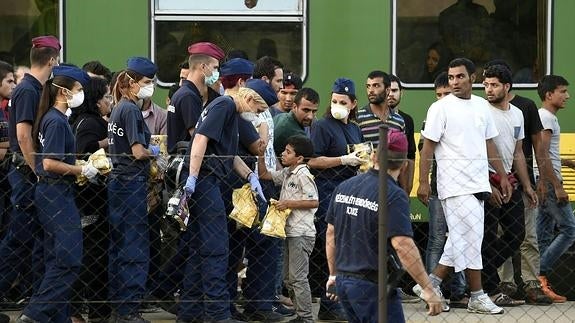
xmin=260 ymin=199 xmax=291 ymax=239
xmin=75 ymin=148 xmax=112 ymax=186
xmin=348 ymin=142 xmax=373 ymax=173
xmin=229 ymin=184 xmax=259 ymax=228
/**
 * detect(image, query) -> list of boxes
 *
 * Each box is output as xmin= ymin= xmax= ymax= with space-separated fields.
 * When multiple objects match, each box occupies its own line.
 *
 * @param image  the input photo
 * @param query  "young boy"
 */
xmin=258 ymin=135 xmax=319 ymax=323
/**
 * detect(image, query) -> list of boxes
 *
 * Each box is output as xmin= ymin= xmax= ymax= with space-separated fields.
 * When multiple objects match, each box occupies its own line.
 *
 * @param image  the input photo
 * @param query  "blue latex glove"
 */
xmin=184 ymin=175 xmax=197 ymax=195
xmin=149 ymin=145 xmax=160 ymax=156
xmin=247 ymin=172 xmax=266 ymax=201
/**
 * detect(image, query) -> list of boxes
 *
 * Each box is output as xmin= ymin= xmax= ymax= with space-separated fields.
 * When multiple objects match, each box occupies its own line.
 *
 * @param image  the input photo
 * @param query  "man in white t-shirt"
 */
xmin=415 ymin=58 xmax=512 ymax=315
xmin=536 ymin=74 xmax=575 ymax=303
xmin=481 ymin=64 xmax=537 ymax=305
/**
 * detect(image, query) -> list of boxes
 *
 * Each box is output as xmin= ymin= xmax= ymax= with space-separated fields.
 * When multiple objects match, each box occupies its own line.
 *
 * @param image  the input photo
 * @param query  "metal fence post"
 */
xmin=378 ymin=125 xmax=389 ymax=323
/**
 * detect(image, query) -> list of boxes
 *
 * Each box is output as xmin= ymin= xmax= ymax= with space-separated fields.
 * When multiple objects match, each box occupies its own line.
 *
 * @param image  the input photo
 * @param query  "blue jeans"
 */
xmin=108 ymin=175 xmax=150 ymax=316
xmin=24 ymin=182 xmax=82 ymax=322
xmin=537 ymin=183 xmax=575 ymax=274
xmin=336 ymin=276 xmax=404 ymax=323
xmin=425 ymin=195 xmax=466 ymax=296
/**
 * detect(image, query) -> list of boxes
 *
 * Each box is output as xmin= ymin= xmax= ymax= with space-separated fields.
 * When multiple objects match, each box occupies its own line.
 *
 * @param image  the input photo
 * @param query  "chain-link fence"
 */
xmin=1 ymin=149 xmax=575 ymax=322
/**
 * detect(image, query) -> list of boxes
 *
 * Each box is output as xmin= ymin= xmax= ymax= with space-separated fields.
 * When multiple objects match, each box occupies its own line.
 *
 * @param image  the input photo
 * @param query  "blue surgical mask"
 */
xmin=204 ymin=70 xmax=220 ymax=86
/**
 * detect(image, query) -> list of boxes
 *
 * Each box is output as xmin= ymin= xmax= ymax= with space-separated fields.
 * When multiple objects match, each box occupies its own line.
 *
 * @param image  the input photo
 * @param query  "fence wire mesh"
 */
xmin=0 ymin=151 xmax=574 ymax=322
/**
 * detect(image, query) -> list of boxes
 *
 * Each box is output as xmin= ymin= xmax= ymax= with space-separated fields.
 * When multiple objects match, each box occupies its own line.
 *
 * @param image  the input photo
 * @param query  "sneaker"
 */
xmin=538 ymin=275 xmax=567 ymax=303
xmin=139 ymin=301 xmax=162 ymax=313
xmin=15 ymin=315 xmax=39 ymax=323
xmin=287 ymin=316 xmax=313 ymax=323
xmin=467 ymin=293 xmax=504 ymax=314
xmin=449 ymin=294 xmax=469 ymax=309
xmin=412 ymin=284 xmax=450 ymax=312
xmin=0 ymin=314 xmax=9 ymax=323
xmin=490 ymin=292 xmax=524 ymax=307
xmin=272 ymin=303 xmax=296 ymax=317
xmin=498 ymin=282 xmax=517 ymax=296
xmin=317 ymin=308 xmax=347 ymax=321
xmin=398 ymin=288 xmax=421 ymax=303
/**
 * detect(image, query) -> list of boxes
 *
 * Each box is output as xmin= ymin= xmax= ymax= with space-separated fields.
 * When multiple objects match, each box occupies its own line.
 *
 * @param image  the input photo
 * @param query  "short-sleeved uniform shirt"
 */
xmin=488 ymin=103 xmax=525 ymax=174
xmin=36 ymin=108 xmax=76 ymax=179
xmin=271 ymin=164 xmax=318 ymax=237
xmin=273 ymin=111 xmax=307 ymax=157
xmin=325 ymin=170 xmax=413 ymax=274
xmin=510 ymin=95 xmax=543 ymax=184
xmin=9 ymin=73 xmax=43 ymax=153
xmin=167 ymin=80 xmax=203 ymax=154
xmin=183 ymin=95 xmax=239 ymax=180
xmin=538 ymin=107 xmax=562 ymax=180
xmin=311 ymin=117 xmax=364 ymax=181
xmin=421 ymin=94 xmax=498 ymax=199
xmin=356 ymin=105 xmax=405 ymax=148
xmin=108 ymin=98 xmax=151 ymax=176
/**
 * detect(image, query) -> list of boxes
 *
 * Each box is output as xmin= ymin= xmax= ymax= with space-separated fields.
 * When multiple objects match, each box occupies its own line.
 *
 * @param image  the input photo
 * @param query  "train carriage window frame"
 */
xmin=391 ymin=0 xmax=552 ymax=89
xmin=151 ymin=0 xmax=307 ymax=88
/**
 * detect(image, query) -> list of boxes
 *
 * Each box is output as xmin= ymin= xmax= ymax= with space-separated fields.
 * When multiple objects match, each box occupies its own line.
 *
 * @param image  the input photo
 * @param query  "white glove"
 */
xmin=340 ymin=151 xmax=364 ymax=166
xmin=81 ymin=163 xmax=99 ymax=179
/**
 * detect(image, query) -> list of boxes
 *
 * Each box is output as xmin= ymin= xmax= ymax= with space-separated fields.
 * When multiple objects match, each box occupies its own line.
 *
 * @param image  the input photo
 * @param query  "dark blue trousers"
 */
xmin=0 ymin=165 xmax=42 ymax=297
xmin=337 ymin=276 xmax=404 ymax=323
xmin=108 ymin=176 xmax=149 ymax=316
xmin=179 ymin=175 xmax=230 ymax=321
xmin=23 ymin=182 xmax=82 ymax=322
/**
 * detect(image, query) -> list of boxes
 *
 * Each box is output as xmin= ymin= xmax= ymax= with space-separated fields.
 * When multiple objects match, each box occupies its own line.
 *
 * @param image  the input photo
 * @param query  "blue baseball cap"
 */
xmin=126 ymin=57 xmax=158 ymax=79
xmin=332 ymin=77 xmax=355 ymax=96
xmin=52 ymin=65 xmax=91 ymax=87
xmin=220 ymin=58 xmax=254 ymax=77
xmin=245 ymin=79 xmax=279 ymax=107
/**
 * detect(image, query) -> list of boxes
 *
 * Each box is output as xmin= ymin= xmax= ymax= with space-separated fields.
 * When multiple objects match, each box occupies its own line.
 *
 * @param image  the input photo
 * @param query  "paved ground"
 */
xmin=4 ymin=301 xmax=575 ymax=322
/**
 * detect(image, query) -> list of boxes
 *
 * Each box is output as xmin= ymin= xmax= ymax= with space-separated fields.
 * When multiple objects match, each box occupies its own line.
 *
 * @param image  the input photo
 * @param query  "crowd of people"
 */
xmin=0 ymin=34 xmax=573 ymax=323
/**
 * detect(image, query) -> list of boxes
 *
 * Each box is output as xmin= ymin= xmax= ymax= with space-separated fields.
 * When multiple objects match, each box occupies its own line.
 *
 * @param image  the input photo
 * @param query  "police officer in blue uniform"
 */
xmin=325 ymin=130 xmax=442 ymax=322
xmin=107 ymin=57 xmax=160 ymax=323
xmin=307 ymin=78 xmax=366 ymax=320
xmin=178 ymin=85 xmax=270 ymax=323
xmin=1 ymin=36 xmax=60 ymax=315
xmin=17 ymin=65 xmax=96 ymax=323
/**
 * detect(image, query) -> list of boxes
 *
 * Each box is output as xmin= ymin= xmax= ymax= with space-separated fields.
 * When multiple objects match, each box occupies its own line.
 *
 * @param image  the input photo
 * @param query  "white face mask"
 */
xmin=330 ymin=103 xmax=349 ymax=120
xmin=67 ymin=90 xmax=85 ymax=108
xmin=137 ymin=83 xmax=155 ymax=99
xmin=240 ymin=111 xmax=258 ymax=122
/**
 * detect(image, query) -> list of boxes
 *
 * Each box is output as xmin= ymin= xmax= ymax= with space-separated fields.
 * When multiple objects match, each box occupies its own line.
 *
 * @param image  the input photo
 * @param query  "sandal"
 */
xmin=491 ymin=293 xmax=524 ymax=307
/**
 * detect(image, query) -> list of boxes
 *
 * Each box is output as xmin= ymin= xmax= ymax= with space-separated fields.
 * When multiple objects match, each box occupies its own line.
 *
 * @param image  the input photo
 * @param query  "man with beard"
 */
xmin=357 ymin=70 xmax=405 ymax=147
xmin=388 ymin=74 xmax=416 ymax=195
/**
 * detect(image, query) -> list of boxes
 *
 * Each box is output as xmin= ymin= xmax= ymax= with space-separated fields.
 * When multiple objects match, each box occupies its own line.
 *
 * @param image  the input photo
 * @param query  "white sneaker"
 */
xmin=412 ymin=284 xmax=450 ymax=312
xmin=467 ymin=293 xmax=504 ymax=314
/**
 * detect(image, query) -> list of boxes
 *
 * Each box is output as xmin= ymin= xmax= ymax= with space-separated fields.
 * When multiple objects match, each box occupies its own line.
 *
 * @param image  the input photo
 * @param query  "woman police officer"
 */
xmin=17 ymin=65 xmax=96 ymax=322
xmin=107 ymin=57 xmax=159 ymax=323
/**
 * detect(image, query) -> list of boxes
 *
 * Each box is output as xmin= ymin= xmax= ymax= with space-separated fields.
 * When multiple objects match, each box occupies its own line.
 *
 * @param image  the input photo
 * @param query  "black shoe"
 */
xmin=287 ymin=316 xmax=313 ymax=323
xmin=317 ymin=309 xmax=347 ymax=322
xmin=272 ymin=303 xmax=296 ymax=317
xmin=116 ymin=313 xmax=151 ymax=323
xmin=139 ymin=301 xmax=162 ymax=313
xmin=0 ymin=313 xmax=10 ymax=323
xmin=243 ymin=310 xmax=286 ymax=322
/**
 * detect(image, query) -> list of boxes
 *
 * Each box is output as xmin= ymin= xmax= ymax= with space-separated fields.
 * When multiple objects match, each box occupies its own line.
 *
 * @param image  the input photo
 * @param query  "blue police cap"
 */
xmin=220 ymin=58 xmax=254 ymax=77
xmin=52 ymin=65 xmax=91 ymax=87
xmin=332 ymin=77 xmax=355 ymax=96
xmin=126 ymin=57 xmax=158 ymax=79
xmin=245 ymin=79 xmax=279 ymax=107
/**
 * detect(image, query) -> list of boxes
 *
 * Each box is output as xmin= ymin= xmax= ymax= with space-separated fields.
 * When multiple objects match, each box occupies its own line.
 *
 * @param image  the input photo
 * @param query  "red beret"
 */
xmin=387 ymin=129 xmax=408 ymax=153
xmin=31 ymin=35 xmax=61 ymax=51
xmin=187 ymin=42 xmax=225 ymax=60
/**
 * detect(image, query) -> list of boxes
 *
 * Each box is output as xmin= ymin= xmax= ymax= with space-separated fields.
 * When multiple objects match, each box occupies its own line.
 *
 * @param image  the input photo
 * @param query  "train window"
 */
xmin=152 ymin=0 xmax=306 ymax=87
xmin=0 ymin=0 xmax=60 ymax=67
xmin=392 ymin=0 xmax=551 ymax=88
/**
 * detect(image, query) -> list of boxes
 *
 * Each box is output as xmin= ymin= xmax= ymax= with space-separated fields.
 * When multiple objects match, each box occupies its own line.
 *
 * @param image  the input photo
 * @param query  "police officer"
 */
xmin=325 ymin=130 xmax=443 ymax=322
xmin=307 ymin=77 xmax=367 ymax=320
xmin=107 ymin=57 xmax=160 ymax=323
xmin=17 ymin=65 xmax=96 ymax=323
xmin=167 ymin=42 xmax=224 ymax=154
xmin=1 ymin=36 xmax=60 ymax=317
xmin=178 ymin=84 xmax=271 ymax=322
